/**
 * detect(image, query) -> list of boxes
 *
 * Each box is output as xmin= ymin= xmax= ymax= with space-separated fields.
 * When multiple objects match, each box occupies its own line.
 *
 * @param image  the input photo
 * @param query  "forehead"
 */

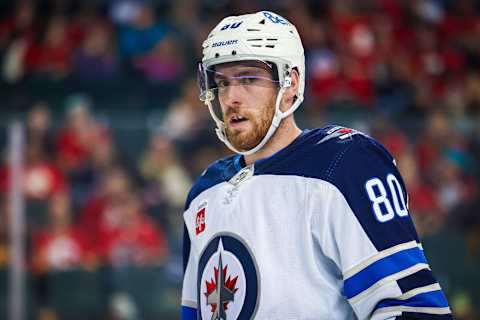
xmin=213 ymin=60 xmax=273 ymax=76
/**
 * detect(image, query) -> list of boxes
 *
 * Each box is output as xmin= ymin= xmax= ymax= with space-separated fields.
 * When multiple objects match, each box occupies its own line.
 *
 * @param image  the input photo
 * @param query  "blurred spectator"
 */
xmin=31 ymin=193 xmax=91 ymax=273
xmin=96 ymin=190 xmax=168 ymax=267
xmin=159 ymin=76 xmax=220 ymax=175
xmin=23 ymin=143 xmax=66 ymax=201
xmin=0 ymin=1 xmax=36 ymax=51
xmin=328 ymin=1 xmax=377 ymax=106
xmin=433 ymin=149 xmax=476 ymax=212
xmin=306 ymin=22 xmax=341 ymax=107
xmin=169 ymin=0 xmax=201 ymax=35
xmin=56 ymin=95 xmax=111 ymax=208
xmin=139 ymin=132 xmax=191 ymax=207
xmin=161 ymin=77 xmax=210 ymax=142
xmin=370 ymin=117 xmax=409 ymax=159
xmin=133 ymin=35 xmax=185 ymax=82
xmin=0 ymin=141 xmax=66 ymax=202
xmin=139 ymin=131 xmax=192 ymax=235
xmin=397 ymin=148 xmax=443 ymax=237
xmin=90 ymin=133 xmax=117 ymax=176
xmin=72 ymin=21 xmax=118 ymax=81
xmin=67 ymin=3 xmax=102 ymax=45
xmin=26 ymin=101 xmax=55 ymax=159
xmin=117 ymin=3 xmax=170 ymax=59
xmin=78 ymin=166 xmax=133 ymax=250
xmin=24 ymin=15 xmax=74 ymax=79
xmin=109 ymin=0 xmax=143 ymax=26
xmin=0 ymin=139 xmax=66 ymax=230
xmin=342 ymin=56 xmax=375 ymax=106
xmin=415 ymin=111 xmax=452 ymax=173
xmin=0 ymin=1 xmax=37 ymax=82
xmin=56 ymin=94 xmax=107 ymax=172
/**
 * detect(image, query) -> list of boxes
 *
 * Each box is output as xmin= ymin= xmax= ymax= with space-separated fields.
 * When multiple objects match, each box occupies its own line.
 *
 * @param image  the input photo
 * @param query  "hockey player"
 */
xmin=181 ymin=11 xmax=452 ymax=320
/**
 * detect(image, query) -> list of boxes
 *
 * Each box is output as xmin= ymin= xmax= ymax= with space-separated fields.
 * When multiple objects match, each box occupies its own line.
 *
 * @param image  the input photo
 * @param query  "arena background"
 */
xmin=0 ymin=0 xmax=479 ymax=319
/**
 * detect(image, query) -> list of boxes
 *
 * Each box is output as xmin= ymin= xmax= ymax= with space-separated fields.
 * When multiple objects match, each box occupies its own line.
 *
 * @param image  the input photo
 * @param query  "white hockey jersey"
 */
xmin=181 ymin=126 xmax=452 ymax=320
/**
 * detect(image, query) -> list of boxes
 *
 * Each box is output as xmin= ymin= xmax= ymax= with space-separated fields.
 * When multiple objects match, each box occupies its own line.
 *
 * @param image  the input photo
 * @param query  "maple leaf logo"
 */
xmin=204 ymin=256 xmax=239 ymax=315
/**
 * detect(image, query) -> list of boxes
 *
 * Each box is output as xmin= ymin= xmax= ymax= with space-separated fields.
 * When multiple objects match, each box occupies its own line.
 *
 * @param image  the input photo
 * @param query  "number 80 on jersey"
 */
xmin=365 ymin=174 xmax=409 ymax=223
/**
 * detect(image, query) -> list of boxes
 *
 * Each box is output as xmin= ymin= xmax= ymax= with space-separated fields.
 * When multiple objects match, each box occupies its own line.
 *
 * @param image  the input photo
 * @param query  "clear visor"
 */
xmin=197 ymin=60 xmax=280 ymax=122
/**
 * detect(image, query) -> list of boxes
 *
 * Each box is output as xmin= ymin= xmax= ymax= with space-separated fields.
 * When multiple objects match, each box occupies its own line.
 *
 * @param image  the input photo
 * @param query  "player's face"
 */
xmin=214 ymin=62 xmax=278 ymax=151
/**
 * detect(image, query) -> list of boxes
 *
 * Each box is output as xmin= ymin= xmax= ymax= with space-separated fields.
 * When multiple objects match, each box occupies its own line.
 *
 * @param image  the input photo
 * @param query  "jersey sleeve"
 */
xmin=309 ymin=135 xmax=452 ymax=320
xmin=181 ymin=223 xmax=197 ymax=319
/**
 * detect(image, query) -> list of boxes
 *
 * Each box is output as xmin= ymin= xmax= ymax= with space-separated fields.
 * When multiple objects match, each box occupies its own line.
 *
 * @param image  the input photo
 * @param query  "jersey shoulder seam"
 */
xmin=325 ymin=141 xmax=356 ymax=180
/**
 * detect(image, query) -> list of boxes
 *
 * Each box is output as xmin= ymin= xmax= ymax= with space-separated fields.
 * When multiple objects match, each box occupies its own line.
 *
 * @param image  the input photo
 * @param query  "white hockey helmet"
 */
xmin=197 ymin=11 xmax=305 ymax=155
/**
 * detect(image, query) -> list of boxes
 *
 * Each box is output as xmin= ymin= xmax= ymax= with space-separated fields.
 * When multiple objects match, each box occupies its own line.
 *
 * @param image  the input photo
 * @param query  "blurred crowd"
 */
xmin=0 ymin=0 xmax=479 ymax=319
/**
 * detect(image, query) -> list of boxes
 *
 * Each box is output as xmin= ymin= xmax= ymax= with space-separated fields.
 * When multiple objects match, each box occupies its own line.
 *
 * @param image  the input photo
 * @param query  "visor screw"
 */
xmin=232 ymin=50 xmax=237 ymax=55
xmin=215 ymin=53 xmax=220 ymax=58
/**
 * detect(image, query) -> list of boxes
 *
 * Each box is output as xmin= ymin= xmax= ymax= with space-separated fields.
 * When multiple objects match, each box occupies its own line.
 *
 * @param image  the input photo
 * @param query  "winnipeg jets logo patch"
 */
xmin=198 ymin=234 xmax=259 ymax=320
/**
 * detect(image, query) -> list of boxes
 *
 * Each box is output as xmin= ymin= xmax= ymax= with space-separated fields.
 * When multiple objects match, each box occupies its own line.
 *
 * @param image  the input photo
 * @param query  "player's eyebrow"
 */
xmin=213 ymin=67 xmax=271 ymax=82
xmin=213 ymin=73 xmax=227 ymax=82
xmin=235 ymin=68 xmax=269 ymax=77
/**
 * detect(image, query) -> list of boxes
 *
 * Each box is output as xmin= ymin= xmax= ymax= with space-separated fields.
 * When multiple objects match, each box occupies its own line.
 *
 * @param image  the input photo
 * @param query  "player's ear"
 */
xmin=280 ymin=68 xmax=300 ymax=112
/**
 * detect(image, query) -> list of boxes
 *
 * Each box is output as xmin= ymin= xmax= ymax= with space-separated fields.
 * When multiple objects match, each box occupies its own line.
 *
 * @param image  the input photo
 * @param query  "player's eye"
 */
xmin=216 ymin=79 xmax=229 ymax=88
xmin=239 ymin=76 xmax=257 ymax=85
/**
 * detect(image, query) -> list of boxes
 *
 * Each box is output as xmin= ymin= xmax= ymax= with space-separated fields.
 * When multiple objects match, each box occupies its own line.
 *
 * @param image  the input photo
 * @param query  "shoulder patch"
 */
xmin=317 ymin=126 xmax=364 ymax=145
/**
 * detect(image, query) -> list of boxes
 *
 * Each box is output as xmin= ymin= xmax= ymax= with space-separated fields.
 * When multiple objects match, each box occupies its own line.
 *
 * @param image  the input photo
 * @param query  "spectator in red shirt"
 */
xmin=24 ymin=15 xmax=74 ymax=79
xmin=0 ymin=1 xmax=36 ymax=50
xmin=96 ymin=190 xmax=168 ymax=267
xmin=415 ymin=111 xmax=451 ymax=172
xmin=78 ymin=166 xmax=132 ymax=244
xmin=0 ymin=122 xmax=66 ymax=230
xmin=31 ymin=192 xmax=91 ymax=273
xmin=0 ymin=141 xmax=66 ymax=201
xmin=56 ymin=95 xmax=110 ymax=172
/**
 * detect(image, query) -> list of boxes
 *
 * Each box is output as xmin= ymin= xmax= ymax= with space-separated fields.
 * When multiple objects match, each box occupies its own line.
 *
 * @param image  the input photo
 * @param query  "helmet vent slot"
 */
xmin=259 ymin=19 xmax=265 ymax=24
xmin=247 ymin=38 xmax=263 ymax=41
xmin=250 ymin=45 xmax=262 ymax=48
xmin=265 ymin=45 xmax=275 ymax=48
xmin=247 ymin=28 xmax=261 ymax=31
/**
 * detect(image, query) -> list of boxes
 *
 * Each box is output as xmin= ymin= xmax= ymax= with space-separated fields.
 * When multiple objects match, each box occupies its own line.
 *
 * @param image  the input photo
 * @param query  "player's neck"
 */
xmin=244 ymin=118 xmax=302 ymax=165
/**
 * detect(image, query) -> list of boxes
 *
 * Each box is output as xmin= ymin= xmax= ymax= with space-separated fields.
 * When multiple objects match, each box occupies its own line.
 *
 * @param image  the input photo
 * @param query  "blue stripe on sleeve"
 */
xmin=344 ymin=246 xmax=428 ymax=299
xmin=396 ymin=311 xmax=453 ymax=319
xmin=376 ymin=290 xmax=450 ymax=309
xmin=181 ymin=306 xmax=197 ymax=320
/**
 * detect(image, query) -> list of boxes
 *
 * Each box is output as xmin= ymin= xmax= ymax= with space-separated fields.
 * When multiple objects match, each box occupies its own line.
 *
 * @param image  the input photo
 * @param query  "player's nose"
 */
xmin=222 ymin=84 xmax=243 ymax=107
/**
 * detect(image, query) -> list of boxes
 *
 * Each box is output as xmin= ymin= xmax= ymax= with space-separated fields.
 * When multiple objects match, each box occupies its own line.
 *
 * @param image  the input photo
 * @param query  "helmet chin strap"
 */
xmin=206 ymin=85 xmax=304 ymax=157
